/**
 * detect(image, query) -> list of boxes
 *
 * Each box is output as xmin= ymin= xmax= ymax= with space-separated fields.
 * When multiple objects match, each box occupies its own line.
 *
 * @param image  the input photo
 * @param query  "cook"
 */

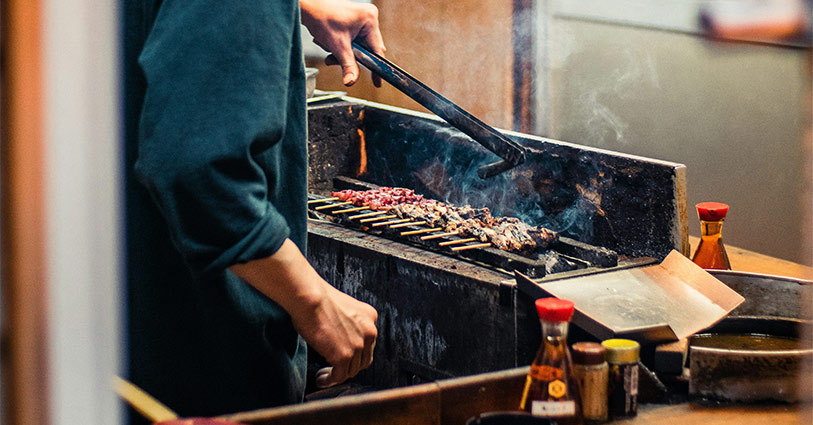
xmin=122 ymin=0 xmax=384 ymax=420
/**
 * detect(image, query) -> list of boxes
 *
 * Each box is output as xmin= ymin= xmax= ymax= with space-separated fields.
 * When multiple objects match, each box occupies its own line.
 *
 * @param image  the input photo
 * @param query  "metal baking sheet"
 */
xmin=516 ymin=251 xmax=745 ymax=343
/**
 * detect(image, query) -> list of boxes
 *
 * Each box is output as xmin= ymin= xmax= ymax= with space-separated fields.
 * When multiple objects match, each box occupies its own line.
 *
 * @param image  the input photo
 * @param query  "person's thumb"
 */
xmin=315 ymin=366 xmax=348 ymax=389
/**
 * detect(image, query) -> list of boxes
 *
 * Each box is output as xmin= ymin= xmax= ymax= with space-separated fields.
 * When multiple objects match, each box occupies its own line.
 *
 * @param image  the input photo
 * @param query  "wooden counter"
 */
xmin=690 ymin=236 xmax=813 ymax=280
xmin=616 ymin=402 xmax=812 ymax=425
xmin=229 ymin=366 xmax=813 ymax=425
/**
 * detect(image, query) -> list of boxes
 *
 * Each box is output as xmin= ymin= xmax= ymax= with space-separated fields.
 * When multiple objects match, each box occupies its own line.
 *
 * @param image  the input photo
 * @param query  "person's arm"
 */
xmin=229 ymin=240 xmax=377 ymax=388
xmin=300 ymin=0 xmax=386 ymax=86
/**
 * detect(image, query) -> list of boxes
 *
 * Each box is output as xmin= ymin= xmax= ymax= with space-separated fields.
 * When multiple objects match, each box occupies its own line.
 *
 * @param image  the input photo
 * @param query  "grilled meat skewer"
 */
xmin=331 ymin=187 xmax=558 ymax=252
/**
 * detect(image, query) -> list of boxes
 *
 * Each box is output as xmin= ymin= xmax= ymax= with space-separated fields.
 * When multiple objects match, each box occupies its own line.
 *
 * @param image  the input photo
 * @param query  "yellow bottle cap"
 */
xmin=601 ymin=339 xmax=640 ymax=363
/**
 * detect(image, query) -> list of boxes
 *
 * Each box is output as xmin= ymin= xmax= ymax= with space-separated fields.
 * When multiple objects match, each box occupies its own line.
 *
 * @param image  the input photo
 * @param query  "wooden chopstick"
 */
xmin=420 ymin=231 xmax=459 ymax=240
xmin=401 ymin=227 xmax=442 ymax=236
xmin=389 ymin=220 xmax=426 ymax=229
xmin=438 ymin=237 xmax=478 ymax=246
xmin=314 ymin=201 xmax=352 ymax=210
xmin=332 ymin=206 xmax=370 ymax=214
xmin=451 ymin=242 xmax=491 ymax=251
xmin=113 ymin=376 xmax=178 ymax=423
xmin=372 ymin=218 xmax=411 ymax=227
xmin=307 ymin=197 xmax=339 ymax=204
xmin=360 ymin=214 xmax=396 ymax=223
xmin=349 ymin=211 xmax=386 ymax=220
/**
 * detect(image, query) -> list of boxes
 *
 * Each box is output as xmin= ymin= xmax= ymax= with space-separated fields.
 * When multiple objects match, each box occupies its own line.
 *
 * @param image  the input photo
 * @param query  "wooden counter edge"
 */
xmin=689 ymin=236 xmax=813 ymax=280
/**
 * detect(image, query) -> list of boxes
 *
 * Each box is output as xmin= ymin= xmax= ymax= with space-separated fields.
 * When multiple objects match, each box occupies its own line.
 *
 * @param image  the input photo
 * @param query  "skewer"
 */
xmin=332 ymin=206 xmax=370 ymax=215
xmin=401 ymin=227 xmax=442 ymax=236
xmin=349 ymin=211 xmax=386 ymax=220
xmin=371 ymin=218 xmax=411 ymax=227
xmin=438 ymin=237 xmax=478 ymax=247
xmin=389 ymin=220 xmax=426 ymax=229
xmin=314 ymin=201 xmax=352 ymax=210
xmin=360 ymin=214 xmax=396 ymax=223
xmin=420 ymin=231 xmax=459 ymax=241
xmin=451 ymin=242 xmax=491 ymax=251
xmin=307 ymin=197 xmax=339 ymax=204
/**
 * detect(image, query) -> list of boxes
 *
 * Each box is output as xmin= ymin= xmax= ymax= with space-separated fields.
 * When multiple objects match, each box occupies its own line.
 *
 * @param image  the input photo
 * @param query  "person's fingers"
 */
xmin=329 ymin=44 xmax=380 ymax=88
xmin=331 ymin=38 xmax=359 ymax=87
xmin=347 ymin=349 xmax=363 ymax=378
xmin=356 ymin=8 xmax=385 ymax=87
xmin=360 ymin=333 xmax=375 ymax=370
xmin=362 ymin=25 xmax=385 ymax=56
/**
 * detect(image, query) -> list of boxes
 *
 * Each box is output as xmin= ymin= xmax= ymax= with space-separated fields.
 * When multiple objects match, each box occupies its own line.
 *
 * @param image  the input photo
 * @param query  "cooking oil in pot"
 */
xmin=690 ymin=333 xmax=805 ymax=351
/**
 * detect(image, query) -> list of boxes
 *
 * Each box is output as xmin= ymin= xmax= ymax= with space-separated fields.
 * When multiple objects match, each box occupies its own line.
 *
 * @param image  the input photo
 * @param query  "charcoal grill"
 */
xmin=305 ymin=98 xmax=688 ymax=391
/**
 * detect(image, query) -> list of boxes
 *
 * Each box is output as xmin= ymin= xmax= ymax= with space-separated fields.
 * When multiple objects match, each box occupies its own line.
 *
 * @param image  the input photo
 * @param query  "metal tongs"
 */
xmin=352 ymin=42 xmax=526 ymax=179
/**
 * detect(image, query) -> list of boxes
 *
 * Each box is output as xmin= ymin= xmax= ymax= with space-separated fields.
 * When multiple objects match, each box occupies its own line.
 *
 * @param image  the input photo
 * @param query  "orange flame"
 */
xmin=357 ymin=128 xmax=367 ymax=176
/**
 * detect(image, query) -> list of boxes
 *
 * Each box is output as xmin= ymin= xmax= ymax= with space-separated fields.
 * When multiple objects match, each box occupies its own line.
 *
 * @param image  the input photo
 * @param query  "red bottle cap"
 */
xmin=696 ymin=202 xmax=729 ymax=221
xmin=535 ymin=298 xmax=575 ymax=322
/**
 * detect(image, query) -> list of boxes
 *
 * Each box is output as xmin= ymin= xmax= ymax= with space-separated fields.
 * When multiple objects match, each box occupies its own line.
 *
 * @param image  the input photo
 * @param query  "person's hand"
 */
xmin=229 ymin=240 xmax=378 ymax=388
xmin=293 ymin=283 xmax=378 ymax=388
xmin=300 ymin=0 xmax=386 ymax=87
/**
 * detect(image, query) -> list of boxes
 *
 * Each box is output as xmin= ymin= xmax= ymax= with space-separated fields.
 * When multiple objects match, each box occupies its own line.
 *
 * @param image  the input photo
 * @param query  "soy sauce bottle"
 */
xmin=691 ymin=202 xmax=731 ymax=270
xmin=520 ymin=298 xmax=583 ymax=425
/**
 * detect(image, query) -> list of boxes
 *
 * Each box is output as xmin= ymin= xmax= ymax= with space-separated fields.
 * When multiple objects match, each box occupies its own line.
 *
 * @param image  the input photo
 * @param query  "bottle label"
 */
xmin=626 ymin=364 xmax=639 ymax=397
xmin=530 ymin=365 xmax=563 ymax=381
xmin=531 ymin=400 xmax=576 ymax=417
xmin=548 ymin=379 xmax=567 ymax=398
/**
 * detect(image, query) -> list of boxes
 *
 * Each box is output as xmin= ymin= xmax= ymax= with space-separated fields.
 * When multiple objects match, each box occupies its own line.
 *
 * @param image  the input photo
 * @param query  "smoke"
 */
xmin=414 ymin=128 xmax=547 ymax=223
xmin=545 ymin=24 xmax=579 ymax=70
xmin=578 ymin=48 xmax=661 ymax=147
xmin=411 ymin=126 xmax=603 ymax=243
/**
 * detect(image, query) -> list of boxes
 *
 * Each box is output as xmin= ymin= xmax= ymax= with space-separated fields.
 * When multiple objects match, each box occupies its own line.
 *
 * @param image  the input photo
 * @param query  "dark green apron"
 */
xmin=123 ymin=0 xmax=308 ymax=419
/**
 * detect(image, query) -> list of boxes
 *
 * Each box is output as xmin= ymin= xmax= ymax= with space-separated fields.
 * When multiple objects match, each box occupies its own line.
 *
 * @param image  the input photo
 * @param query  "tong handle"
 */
xmin=352 ymin=41 xmax=525 ymax=178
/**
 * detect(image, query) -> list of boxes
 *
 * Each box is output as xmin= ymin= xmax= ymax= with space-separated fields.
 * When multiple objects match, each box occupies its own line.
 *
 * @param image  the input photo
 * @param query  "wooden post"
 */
xmin=1 ymin=0 xmax=50 ymax=425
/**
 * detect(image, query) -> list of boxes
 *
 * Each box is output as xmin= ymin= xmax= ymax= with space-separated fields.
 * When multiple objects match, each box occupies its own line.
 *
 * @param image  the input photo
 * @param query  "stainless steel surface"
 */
xmin=516 ymin=251 xmax=744 ymax=343
xmin=307 ymin=89 xmax=346 ymax=104
xmin=305 ymin=67 xmax=318 ymax=98
xmin=708 ymin=270 xmax=813 ymax=320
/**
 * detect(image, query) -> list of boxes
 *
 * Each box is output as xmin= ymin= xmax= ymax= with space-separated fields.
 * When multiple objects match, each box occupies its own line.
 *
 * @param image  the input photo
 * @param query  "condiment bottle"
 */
xmin=519 ymin=298 xmax=582 ymax=425
xmin=572 ymin=342 xmax=608 ymax=424
xmin=601 ymin=339 xmax=639 ymax=419
xmin=691 ymin=202 xmax=732 ymax=270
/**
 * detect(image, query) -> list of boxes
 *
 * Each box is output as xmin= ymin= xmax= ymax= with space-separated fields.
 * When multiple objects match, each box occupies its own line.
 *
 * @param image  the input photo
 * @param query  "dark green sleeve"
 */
xmin=135 ymin=0 xmax=300 ymax=277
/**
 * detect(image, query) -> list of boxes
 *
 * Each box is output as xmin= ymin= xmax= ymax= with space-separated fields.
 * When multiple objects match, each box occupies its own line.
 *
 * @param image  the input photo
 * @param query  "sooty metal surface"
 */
xmin=307 ymin=219 xmax=518 ymax=387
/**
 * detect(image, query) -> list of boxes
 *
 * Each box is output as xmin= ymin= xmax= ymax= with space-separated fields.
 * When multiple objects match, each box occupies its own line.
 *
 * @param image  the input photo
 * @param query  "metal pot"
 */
xmin=688 ymin=315 xmax=813 ymax=403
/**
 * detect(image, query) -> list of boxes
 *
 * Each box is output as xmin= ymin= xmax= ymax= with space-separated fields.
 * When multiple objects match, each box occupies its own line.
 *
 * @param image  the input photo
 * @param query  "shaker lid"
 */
xmin=696 ymin=202 xmax=729 ymax=221
xmin=571 ymin=342 xmax=606 ymax=365
xmin=535 ymin=298 xmax=575 ymax=322
xmin=601 ymin=339 xmax=640 ymax=363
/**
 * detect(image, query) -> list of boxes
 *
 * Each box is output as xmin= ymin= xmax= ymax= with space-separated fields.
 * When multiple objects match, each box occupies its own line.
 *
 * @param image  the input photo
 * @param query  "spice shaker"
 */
xmin=572 ymin=342 xmax=608 ymax=424
xmin=601 ymin=339 xmax=639 ymax=419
